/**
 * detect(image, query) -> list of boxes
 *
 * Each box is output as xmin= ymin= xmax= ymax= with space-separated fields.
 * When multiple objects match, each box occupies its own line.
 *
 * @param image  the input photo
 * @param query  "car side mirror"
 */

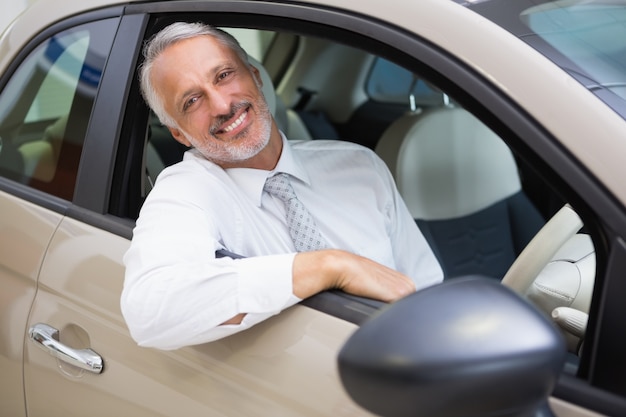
xmin=338 ymin=277 xmax=566 ymax=417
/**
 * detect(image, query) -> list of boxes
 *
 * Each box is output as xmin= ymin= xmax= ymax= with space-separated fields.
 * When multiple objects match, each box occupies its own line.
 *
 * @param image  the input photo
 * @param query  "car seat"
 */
xmin=254 ymin=56 xmax=312 ymax=140
xmin=376 ymin=106 xmax=545 ymax=279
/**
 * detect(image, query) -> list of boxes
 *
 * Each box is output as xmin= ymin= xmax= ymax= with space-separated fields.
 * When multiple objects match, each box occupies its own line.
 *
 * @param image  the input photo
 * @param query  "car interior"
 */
xmin=375 ymin=100 xmax=546 ymax=279
xmin=133 ymin=26 xmax=597 ymax=363
xmin=142 ymin=27 xmax=552 ymax=277
xmin=133 ymin=25 xmax=599 ymax=358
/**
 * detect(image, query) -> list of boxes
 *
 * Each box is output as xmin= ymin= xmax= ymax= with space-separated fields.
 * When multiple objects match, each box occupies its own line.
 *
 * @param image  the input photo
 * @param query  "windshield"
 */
xmin=465 ymin=0 xmax=626 ymax=119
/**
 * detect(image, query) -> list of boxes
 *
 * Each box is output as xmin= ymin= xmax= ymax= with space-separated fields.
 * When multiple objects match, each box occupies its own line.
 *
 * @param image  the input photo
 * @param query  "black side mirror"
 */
xmin=338 ymin=277 xmax=566 ymax=417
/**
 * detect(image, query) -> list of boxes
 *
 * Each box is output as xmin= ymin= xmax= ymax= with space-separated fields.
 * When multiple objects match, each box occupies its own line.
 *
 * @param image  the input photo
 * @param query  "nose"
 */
xmin=207 ymin=88 xmax=232 ymax=117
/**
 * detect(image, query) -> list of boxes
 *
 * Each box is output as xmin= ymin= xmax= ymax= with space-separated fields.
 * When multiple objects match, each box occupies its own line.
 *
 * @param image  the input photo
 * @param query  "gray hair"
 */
xmin=139 ymin=22 xmax=250 ymax=127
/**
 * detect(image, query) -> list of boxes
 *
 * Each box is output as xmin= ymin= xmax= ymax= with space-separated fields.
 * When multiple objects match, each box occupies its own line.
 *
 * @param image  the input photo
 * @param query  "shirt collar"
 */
xmin=225 ymin=132 xmax=311 ymax=207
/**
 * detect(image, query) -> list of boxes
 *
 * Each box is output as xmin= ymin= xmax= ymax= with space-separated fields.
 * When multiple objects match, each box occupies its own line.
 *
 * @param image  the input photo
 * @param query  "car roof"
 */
xmin=3 ymin=0 xmax=626 ymax=211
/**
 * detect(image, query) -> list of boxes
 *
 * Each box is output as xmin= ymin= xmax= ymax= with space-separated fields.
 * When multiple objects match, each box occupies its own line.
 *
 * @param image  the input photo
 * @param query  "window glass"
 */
xmin=25 ymin=36 xmax=89 ymax=123
xmin=0 ymin=18 xmax=117 ymax=200
xmin=222 ymin=28 xmax=275 ymax=61
xmin=365 ymin=57 xmax=443 ymax=106
xmin=522 ymin=1 xmax=626 ymax=103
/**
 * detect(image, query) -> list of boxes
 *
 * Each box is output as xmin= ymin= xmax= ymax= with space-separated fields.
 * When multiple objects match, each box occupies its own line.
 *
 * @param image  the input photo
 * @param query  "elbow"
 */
xmin=120 ymin=283 xmax=177 ymax=350
xmin=120 ymin=293 xmax=154 ymax=348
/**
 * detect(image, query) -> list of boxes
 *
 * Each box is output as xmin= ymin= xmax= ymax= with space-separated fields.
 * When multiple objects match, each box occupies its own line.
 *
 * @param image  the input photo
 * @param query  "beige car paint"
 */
xmin=0 ymin=190 xmax=63 ymax=417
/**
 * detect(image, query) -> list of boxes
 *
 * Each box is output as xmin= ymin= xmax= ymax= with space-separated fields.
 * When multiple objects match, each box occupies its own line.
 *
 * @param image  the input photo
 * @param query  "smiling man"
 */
xmin=121 ymin=22 xmax=443 ymax=350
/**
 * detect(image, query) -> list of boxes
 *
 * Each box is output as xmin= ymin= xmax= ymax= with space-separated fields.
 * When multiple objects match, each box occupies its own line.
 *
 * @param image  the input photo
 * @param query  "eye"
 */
xmin=217 ymin=70 xmax=233 ymax=81
xmin=183 ymin=96 xmax=199 ymax=112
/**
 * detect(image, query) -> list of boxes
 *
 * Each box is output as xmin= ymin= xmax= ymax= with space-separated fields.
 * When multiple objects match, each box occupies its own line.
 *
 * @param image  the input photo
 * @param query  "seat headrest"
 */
xmin=247 ymin=55 xmax=276 ymax=115
xmin=376 ymin=107 xmax=522 ymax=220
xmin=247 ymin=54 xmax=288 ymax=131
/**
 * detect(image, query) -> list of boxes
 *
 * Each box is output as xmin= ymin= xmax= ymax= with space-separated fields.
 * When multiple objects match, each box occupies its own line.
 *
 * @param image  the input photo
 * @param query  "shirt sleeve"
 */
xmin=121 ymin=163 xmax=300 ymax=350
xmin=373 ymin=154 xmax=444 ymax=289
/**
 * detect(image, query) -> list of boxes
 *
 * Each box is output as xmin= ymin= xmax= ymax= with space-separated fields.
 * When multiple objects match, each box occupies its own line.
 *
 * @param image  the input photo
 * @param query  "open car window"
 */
xmin=125 ymin=24 xmax=596 ymax=379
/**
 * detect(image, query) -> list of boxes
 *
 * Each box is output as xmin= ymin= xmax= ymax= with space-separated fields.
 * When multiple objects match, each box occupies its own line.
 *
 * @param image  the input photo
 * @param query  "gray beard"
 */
xmin=181 ymin=94 xmax=273 ymax=164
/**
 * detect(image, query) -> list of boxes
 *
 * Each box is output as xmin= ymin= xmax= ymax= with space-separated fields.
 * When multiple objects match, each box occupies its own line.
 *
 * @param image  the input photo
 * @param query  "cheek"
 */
xmin=184 ymin=110 xmax=212 ymax=133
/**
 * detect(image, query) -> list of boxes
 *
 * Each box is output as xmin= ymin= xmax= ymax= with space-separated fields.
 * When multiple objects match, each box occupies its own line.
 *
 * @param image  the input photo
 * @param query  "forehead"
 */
xmin=150 ymin=35 xmax=241 ymax=101
xmin=155 ymin=35 xmax=236 ymax=71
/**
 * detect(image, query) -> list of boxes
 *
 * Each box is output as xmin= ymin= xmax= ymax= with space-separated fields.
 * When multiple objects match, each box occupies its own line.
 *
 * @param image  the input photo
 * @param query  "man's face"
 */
xmin=151 ymin=35 xmax=272 ymax=164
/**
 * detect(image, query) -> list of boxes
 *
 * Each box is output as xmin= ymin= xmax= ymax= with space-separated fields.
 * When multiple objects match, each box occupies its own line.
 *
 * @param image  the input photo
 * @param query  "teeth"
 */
xmin=223 ymin=111 xmax=247 ymax=132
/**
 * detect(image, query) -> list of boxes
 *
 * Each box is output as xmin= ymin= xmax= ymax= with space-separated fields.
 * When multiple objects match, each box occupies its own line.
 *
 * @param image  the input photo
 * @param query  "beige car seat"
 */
xmin=376 ymin=106 xmax=544 ymax=279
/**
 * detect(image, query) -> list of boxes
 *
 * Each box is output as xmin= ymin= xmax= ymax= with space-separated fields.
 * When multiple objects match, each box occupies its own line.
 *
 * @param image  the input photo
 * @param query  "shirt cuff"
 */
xmin=236 ymin=252 xmax=300 ymax=313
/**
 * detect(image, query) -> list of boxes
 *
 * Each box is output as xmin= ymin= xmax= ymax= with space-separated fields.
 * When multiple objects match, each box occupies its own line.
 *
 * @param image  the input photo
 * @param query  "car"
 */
xmin=1 ymin=0 xmax=625 ymax=415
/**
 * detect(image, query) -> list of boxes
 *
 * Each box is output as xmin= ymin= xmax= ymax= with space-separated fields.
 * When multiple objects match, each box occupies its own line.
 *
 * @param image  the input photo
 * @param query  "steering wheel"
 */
xmin=502 ymin=204 xmax=590 ymax=353
xmin=502 ymin=204 xmax=583 ymax=294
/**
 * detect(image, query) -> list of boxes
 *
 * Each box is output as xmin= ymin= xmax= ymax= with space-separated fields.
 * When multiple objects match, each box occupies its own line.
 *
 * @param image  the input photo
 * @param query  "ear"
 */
xmin=169 ymin=127 xmax=192 ymax=147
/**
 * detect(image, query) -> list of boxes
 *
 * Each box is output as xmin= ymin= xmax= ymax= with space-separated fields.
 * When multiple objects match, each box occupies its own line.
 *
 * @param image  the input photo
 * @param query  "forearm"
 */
xmin=293 ymin=249 xmax=416 ymax=303
xmin=225 ymin=251 xmax=338 ymax=325
xmin=292 ymin=250 xmax=341 ymax=298
xmin=122 ymin=253 xmax=298 ymax=349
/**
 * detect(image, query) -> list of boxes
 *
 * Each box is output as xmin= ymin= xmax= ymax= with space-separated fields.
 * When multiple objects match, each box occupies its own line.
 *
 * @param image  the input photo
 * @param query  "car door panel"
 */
xmin=24 ymin=216 xmax=367 ymax=416
xmin=16 ymin=213 xmax=609 ymax=417
xmin=0 ymin=190 xmax=63 ymax=417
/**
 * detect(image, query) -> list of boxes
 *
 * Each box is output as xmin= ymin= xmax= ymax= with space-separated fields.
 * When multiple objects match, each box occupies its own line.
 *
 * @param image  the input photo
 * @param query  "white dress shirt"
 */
xmin=122 ymin=135 xmax=443 ymax=349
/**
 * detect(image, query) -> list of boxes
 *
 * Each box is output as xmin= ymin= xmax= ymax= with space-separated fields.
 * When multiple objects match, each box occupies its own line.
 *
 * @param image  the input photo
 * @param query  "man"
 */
xmin=122 ymin=22 xmax=442 ymax=350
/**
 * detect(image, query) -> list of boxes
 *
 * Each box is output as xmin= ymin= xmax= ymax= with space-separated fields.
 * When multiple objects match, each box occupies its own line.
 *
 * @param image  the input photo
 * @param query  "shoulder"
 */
xmin=290 ymin=139 xmax=384 ymax=165
xmin=289 ymin=140 xmax=397 ymax=193
xmin=147 ymin=150 xmax=231 ymax=204
xmin=158 ymin=149 xmax=224 ymax=182
xmin=290 ymin=139 xmax=373 ymax=154
xmin=291 ymin=139 xmax=389 ymax=173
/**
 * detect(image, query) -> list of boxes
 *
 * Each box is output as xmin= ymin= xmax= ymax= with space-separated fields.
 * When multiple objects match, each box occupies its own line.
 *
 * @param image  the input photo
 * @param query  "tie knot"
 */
xmin=264 ymin=173 xmax=297 ymax=202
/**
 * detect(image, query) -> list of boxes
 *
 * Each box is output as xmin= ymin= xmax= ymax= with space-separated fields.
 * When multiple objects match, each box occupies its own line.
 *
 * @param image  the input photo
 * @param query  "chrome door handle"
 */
xmin=29 ymin=323 xmax=103 ymax=374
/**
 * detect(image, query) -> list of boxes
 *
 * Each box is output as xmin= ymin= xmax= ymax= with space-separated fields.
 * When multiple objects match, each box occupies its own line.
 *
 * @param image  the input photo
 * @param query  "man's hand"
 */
xmin=293 ymin=249 xmax=416 ymax=302
xmin=221 ymin=250 xmax=414 ymax=326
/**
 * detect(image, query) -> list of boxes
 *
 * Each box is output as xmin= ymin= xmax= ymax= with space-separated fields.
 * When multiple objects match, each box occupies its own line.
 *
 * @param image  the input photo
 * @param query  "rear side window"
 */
xmin=0 ymin=18 xmax=117 ymax=200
